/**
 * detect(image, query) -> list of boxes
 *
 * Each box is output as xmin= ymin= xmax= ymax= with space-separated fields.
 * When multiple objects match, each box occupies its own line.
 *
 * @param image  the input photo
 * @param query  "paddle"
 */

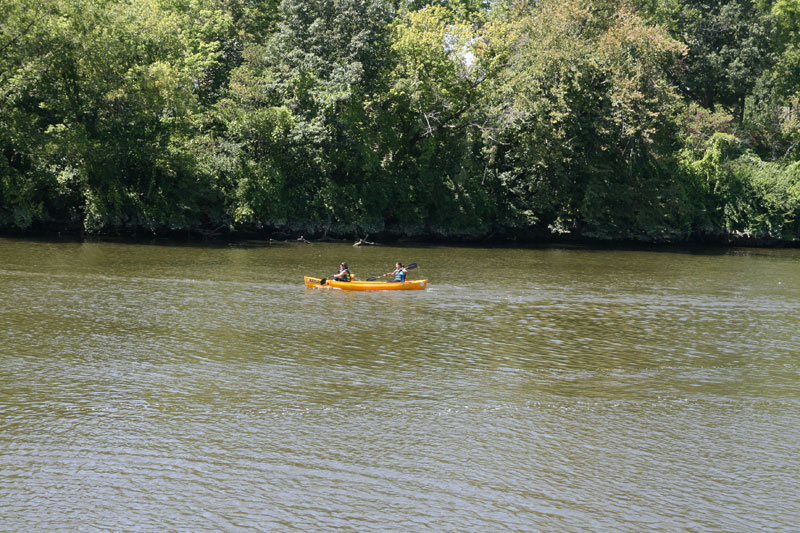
xmin=366 ymin=263 xmax=417 ymax=281
xmin=313 ymin=270 xmax=353 ymax=285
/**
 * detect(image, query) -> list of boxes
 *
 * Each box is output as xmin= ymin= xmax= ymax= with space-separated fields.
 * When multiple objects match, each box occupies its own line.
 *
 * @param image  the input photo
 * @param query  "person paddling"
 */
xmin=332 ymin=262 xmax=352 ymax=282
xmin=383 ymin=262 xmax=407 ymax=282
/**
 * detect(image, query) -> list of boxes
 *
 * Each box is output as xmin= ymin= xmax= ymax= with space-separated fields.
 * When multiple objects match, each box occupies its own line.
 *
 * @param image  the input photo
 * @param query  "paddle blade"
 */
xmin=366 ymin=277 xmax=378 ymax=281
xmin=407 ymin=263 xmax=417 ymax=269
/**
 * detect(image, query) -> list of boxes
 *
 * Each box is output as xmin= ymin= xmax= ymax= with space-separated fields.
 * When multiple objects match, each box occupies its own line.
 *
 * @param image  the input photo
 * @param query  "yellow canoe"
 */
xmin=304 ymin=276 xmax=428 ymax=291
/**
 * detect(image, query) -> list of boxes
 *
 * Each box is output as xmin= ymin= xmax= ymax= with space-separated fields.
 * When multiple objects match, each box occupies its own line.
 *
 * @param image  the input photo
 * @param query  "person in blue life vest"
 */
xmin=383 ymin=262 xmax=407 ymax=282
xmin=332 ymin=262 xmax=352 ymax=282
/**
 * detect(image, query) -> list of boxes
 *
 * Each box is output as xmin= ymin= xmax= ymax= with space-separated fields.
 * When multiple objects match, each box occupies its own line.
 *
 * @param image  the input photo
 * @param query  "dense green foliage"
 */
xmin=2 ymin=0 xmax=799 ymax=242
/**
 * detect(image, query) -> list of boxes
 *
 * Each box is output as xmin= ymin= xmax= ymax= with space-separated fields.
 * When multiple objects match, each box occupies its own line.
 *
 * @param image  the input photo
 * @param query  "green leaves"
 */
xmin=1 ymin=0 xmax=800 ymax=242
xmin=0 ymin=0 xmax=237 ymax=231
xmin=478 ymin=0 xmax=688 ymax=238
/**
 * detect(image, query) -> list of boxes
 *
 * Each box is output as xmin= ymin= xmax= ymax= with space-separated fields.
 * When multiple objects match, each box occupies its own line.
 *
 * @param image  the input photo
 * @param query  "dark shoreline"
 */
xmin=2 ymin=224 xmax=798 ymax=250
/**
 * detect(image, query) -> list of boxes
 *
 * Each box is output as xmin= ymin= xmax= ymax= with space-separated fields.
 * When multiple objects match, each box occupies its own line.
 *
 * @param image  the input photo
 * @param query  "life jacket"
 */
xmin=339 ymin=268 xmax=351 ymax=281
xmin=393 ymin=269 xmax=406 ymax=282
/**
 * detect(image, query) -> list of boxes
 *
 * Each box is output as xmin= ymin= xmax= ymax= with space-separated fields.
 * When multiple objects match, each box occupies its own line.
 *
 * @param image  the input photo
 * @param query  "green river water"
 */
xmin=1 ymin=237 xmax=799 ymax=530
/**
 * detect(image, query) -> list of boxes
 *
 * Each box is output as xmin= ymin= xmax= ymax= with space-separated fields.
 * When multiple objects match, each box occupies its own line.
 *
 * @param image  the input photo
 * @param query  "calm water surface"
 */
xmin=1 ymin=237 xmax=799 ymax=530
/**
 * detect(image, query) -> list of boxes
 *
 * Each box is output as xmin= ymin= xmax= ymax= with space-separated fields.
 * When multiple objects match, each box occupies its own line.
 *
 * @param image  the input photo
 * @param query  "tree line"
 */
xmin=2 ymin=0 xmax=799 ymax=243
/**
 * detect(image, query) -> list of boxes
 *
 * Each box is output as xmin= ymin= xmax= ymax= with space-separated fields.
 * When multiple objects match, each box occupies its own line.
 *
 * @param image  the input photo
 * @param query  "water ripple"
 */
xmin=2 ymin=241 xmax=800 ymax=530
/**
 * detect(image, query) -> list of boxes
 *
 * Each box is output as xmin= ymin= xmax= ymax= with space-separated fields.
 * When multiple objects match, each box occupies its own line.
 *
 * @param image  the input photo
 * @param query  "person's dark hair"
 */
xmin=341 ymin=262 xmax=348 ymax=269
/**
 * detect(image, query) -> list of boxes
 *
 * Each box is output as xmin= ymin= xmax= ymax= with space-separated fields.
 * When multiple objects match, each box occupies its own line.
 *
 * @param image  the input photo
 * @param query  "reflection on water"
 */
xmin=1 ymin=238 xmax=799 ymax=530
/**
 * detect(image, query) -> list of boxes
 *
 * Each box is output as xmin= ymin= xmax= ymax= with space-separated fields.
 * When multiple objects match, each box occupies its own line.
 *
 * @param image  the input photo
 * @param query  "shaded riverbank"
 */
xmin=3 ymin=220 xmax=800 ymax=249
